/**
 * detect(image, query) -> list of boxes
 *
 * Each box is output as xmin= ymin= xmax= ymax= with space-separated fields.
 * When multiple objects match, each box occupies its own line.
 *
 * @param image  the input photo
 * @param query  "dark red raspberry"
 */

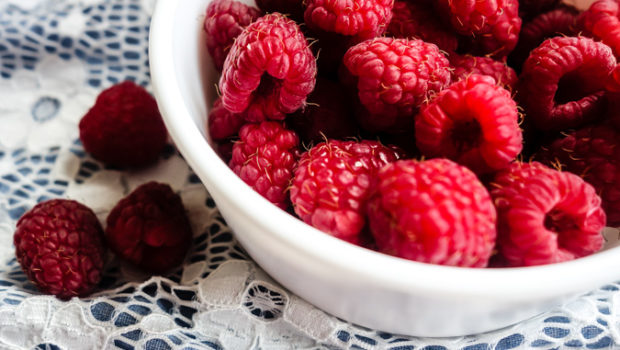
xmin=106 ymin=182 xmax=192 ymax=273
xmin=14 ymin=200 xmax=106 ymax=299
xmin=579 ymin=0 xmax=620 ymax=58
xmin=208 ymin=98 xmax=246 ymax=141
xmin=341 ymin=37 xmax=451 ymax=132
xmin=415 ymin=74 xmax=522 ymax=174
xmin=387 ymin=0 xmax=458 ymax=53
xmin=215 ymin=138 xmax=236 ymax=163
xmin=79 ymin=81 xmax=167 ymax=168
xmin=255 ymin=0 xmax=304 ymax=22
xmin=519 ymin=0 xmax=562 ymax=19
xmin=518 ymin=36 xmax=616 ymax=131
xmin=449 ymin=54 xmax=518 ymax=91
xmin=219 ymin=14 xmax=317 ymax=122
xmin=509 ymin=6 xmax=580 ymax=71
xmin=606 ymin=65 xmax=620 ymax=130
xmin=290 ymin=140 xmax=401 ymax=244
xmin=286 ymin=78 xmax=357 ymax=144
xmin=304 ymin=0 xmax=393 ymax=41
xmin=230 ymin=121 xmax=299 ymax=209
xmin=367 ymin=158 xmax=497 ymax=267
xmin=490 ymin=162 xmax=606 ymax=266
xmin=204 ymin=0 xmax=262 ymax=72
xmin=436 ymin=0 xmax=521 ymax=58
xmin=536 ymin=125 xmax=620 ymax=227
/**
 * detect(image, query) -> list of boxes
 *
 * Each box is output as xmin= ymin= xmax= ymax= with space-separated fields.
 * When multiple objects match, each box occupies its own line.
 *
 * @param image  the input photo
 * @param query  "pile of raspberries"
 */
xmin=205 ymin=0 xmax=620 ymax=269
xmin=14 ymin=82 xmax=193 ymax=299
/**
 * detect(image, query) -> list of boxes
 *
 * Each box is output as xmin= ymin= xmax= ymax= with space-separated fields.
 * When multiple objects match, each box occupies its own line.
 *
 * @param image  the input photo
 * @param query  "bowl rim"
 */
xmin=149 ymin=0 xmax=620 ymax=302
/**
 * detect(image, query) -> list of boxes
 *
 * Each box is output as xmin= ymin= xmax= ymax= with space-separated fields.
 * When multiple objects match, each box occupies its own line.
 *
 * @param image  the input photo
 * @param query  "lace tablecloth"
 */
xmin=0 ymin=0 xmax=619 ymax=349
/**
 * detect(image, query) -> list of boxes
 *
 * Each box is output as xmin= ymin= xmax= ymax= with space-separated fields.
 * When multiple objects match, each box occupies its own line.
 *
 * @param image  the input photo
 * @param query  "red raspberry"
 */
xmin=204 ymin=0 xmax=262 ymax=72
xmin=490 ymin=162 xmax=606 ymax=266
xmin=14 ymin=200 xmax=106 ymax=299
xmin=367 ymin=159 xmax=497 ymax=267
xmin=230 ymin=121 xmax=299 ymax=209
xmin=509 ymin=6 xmax=580 ymax=71
xmin=579 ymin=0 xmax=620 ymax=58
xmin=341 ymin=37 xmax=451 ymax=132
xmin=449 ymin=54 xmax=518 ymax=91
xmin=106 ymin=182 xmax=192 ymax=273
xmin=255 ymin=0 xmax=304 ymax=22
xmin=286 ymin=78 xmax=357 ymax=144
xmin=215 ymin=139 xmax=236 ymax=163
xmin=219 ymin=14 xmax=317 ymax=122
xmin=415 ymin=74 xmax=523 ymax=175
xmin=208 ymin=98 xmax=246 ymax=141
xmin=519 ymin=0 xmax=562 ymax=19
xmin=536 ymin=125 xmax=620 ymax=227
xmin=290 ymin=140 xmax=401 ymax=244
xmin=387 ymin=0 xmax=458 ymax=53
xmin=518 ymin=36 xmax=616 ymax=131
xmin=303 ymin=0 xmax=393 ymax=41
xmin=436 ymin=0 xmax=521 ymax=58
xmin=79 ymin=81 xmax=168 ymax=168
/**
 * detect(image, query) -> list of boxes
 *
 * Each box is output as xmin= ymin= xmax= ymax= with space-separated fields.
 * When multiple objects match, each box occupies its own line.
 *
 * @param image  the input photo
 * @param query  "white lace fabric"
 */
xmin=0 ymin=0 xmax=618 ymax=349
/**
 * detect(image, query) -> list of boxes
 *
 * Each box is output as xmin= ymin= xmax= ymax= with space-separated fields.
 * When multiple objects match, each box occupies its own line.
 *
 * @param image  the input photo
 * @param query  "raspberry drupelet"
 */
xmin=219 ymin=13 xmax=317 ymax=122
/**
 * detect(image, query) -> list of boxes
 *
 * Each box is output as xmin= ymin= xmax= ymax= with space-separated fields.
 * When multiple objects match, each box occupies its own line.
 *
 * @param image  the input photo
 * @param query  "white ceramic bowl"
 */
xmin=149 ymin=0 xmax=620 ymax=337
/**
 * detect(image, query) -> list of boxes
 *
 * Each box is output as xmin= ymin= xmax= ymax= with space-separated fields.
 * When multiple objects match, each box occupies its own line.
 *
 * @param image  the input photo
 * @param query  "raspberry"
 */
xmin=415 ymin=74 xmax=523 ymax=174
xmin=518 ymin=36 xmax=616 ymax=131
xmin=230 ymin=121 xmax=299 ymax=209
xmin=14 ymin=200 xmax=106 ymax=299
xmin=367 ymin=159 xmax=497 ymax=267
xmin=286 ymin=78 xmax=357 ymax=144
xmin=536 ymin=125 xmax=620 ymax=227
xmin=579 ymin=0 xmax=620 ymax=58
xmin=449 ymin=54 xmax=518 ymax=91
xmin=106 ymin=182 xmax=192 ymax=273
xmin=79 ymin=81 xmax=168 ymax=168
xmin=303 ymin=0 xmax=393 ymax=41
xmin=290 ymin=140 xmax=401 ymax=244
xmin=436 ymin=0 xmax=521 ymax=58
xmin=255 ymin=0 xmax=304 ymax=22
xmin=387 ymin=0 xmax=458 ymax=53
xmin=519 ymin=0 xmax=562 ymax=19
xmin=509 ymin=6 xmax=580 ymax=71
xmin=219 ymin=14 xmax=317 ymax=122
xmin=208 ymin=98 xmax=246 ymax=141
xmin=341 ymin=37 xmax=451 ymax=132
xmin=490 ymin=162 xmax=605 ymax=266
xmin=204 ymin=0 xmax=262 ymax=72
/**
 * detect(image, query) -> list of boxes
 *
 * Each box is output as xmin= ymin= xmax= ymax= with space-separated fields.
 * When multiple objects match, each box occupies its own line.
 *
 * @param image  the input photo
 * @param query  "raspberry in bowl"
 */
xmin=149 ymin=0 xmax=620 ymax=337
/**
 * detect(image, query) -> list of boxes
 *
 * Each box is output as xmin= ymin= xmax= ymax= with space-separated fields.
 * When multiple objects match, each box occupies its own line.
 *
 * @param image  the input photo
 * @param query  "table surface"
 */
xmin=0 ymin=0 xmax=618 ymax=349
